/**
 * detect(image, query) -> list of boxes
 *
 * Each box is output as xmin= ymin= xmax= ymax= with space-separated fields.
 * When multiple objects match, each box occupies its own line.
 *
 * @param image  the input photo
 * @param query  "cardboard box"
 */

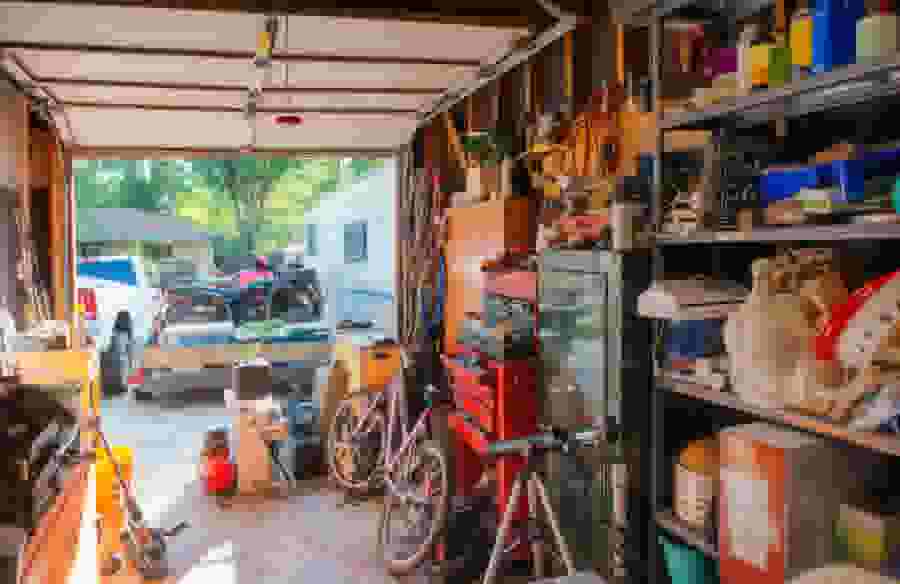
xmin=835 ymin=499 xmax=900 ymax=570
xmin=718 ymin=423 xmax=846 ymax=584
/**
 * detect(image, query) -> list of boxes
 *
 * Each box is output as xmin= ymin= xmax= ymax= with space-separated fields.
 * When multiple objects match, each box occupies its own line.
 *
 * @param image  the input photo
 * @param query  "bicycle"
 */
xmin=479 ymin=426 xmax=612 ymax=584
xmin=326 ymin=351 xmax=452 ymax=576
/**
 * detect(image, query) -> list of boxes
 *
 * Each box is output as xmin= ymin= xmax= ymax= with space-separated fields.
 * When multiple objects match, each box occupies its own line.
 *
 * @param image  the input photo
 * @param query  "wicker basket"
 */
xmin=674 ymin=462 xmax=716 ymax=530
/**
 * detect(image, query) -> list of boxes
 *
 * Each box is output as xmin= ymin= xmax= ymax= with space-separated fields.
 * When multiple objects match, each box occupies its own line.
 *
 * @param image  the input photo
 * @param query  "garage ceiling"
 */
xmin=0 ymin=1 xmax=545 ymax=154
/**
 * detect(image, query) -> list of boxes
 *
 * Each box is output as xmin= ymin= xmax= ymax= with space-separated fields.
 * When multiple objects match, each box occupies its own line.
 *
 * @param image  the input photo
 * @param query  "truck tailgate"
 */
xmin=141 ymin=341 xmax=332 ymax=370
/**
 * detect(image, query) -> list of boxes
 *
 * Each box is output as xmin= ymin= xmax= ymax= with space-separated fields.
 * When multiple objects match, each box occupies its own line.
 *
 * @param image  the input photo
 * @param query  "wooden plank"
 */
xmin=16 ymin=93 xmax=30 ymax=256
xmin=30 ymin=129 xmax=52 ymax=191
xmin=21 ymin=463 xmax=91 ymax=584
xmin=443 ymin=112 xmax=467 ymax=172
xmin=49 ymin=133 xmax=67 ymax=321
xmin=141 ymin=342 xmax=332 ymax=370
xmin=661 ymin=377 xmax=900 ymax=457
xmin=0 ymin=349 xmax=94 ymax=385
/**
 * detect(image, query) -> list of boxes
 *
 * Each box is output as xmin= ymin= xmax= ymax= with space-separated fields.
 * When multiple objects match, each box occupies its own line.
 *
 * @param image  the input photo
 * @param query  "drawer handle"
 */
xmin=372 ymin=352 xmax=391 ymax=360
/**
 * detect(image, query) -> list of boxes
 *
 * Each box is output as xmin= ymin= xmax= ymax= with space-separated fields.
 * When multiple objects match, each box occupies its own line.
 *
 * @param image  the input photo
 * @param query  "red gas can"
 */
xmin=204 ymin=453 xmax=236 ymax=496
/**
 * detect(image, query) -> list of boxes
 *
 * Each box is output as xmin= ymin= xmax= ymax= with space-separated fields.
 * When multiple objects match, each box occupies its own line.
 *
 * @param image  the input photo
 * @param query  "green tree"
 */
xmin=189 ymin=157 xmax=304 ymax=256
xmin=74 ymin=159 xmax=194 ymax=212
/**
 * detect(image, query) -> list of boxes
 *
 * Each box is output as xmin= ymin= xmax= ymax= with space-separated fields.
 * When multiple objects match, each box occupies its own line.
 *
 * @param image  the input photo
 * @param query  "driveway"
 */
xmin=98 ymin=386 xmax=407 ymax=584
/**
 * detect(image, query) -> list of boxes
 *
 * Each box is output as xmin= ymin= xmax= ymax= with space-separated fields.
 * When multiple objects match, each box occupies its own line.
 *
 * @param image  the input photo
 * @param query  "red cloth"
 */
xmin=237 ymin=270 xmax=273 ymax=287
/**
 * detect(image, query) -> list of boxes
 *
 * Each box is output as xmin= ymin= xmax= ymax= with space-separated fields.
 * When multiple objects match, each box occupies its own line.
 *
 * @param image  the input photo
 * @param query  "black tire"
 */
xmin=377 ymin=440 xmax=450 ymax=576
xmin=327 ymin=399 xmax=385 ymax=494
xmin=101 ymin=330 xmax=131 ymax=396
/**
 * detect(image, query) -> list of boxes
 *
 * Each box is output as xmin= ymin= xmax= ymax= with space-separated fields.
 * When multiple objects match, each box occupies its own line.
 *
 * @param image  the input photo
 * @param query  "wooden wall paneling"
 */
xmin=468 ymin=84 xmax=495 ymax=132
xmin=616 ymin=25 xmax=626 ymax=85
xmin=49 ymin=135 xmax=66 ymax=321
xmin=66 ymin=152 xmax=78 ymax=337
xmin=563 ymin=30 xmax=575 ymax=116
xmin=16 ymin=94 xmax=32 ymax=328
xmin=541 ymin=37 xmax=565 ymax=116
xmin=16 ymin=94 xmax=30 ymax=236
xmin=0 ymin=83 xmax=18 ymax=192
xmin=532 ymin=50 xmax=545 ymax=117
xmin=624 ymin=27 xmax=651 ymax=87
xmin=30 ymin=129 xmax=52 ymax=191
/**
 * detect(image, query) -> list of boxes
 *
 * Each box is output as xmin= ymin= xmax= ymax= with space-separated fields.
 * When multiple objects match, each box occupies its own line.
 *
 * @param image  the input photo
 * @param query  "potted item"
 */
xmin=462 ymin=129 xmax=515 ymax=200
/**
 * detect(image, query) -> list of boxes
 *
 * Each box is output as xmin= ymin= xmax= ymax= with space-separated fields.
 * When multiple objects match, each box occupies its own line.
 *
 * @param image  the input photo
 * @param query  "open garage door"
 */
xmin=0 ymin=1 xmax=565 ymax=155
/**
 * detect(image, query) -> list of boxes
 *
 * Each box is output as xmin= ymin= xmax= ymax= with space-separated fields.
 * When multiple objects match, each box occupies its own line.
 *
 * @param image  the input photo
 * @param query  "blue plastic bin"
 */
xmin=760 ymin=165 xmax=823 ymax=202
xmin=812 ymin=0 xmax=864 ymax=74
xmin=666 ymin=320 xmax=724 ymax=359
xmin=761 ymin=147 xmax=900 ymax=203
xmin=659 ymin=534 xmax=718 ymax=584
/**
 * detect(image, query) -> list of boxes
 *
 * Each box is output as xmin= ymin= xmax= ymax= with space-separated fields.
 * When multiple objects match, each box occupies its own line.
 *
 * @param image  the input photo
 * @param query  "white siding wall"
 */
xmin=303 ymin=160 xmax=396 ymax=335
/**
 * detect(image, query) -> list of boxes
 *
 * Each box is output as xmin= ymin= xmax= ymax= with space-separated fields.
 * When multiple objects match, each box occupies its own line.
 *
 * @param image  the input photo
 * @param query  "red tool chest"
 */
xmin=444 ymin=355 xmax=539 ymax=522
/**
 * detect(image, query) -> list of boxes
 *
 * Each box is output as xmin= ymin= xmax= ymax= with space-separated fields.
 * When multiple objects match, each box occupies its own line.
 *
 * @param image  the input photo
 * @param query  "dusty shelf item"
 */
xmin=638 ymin=277 xmax=748 ymax=321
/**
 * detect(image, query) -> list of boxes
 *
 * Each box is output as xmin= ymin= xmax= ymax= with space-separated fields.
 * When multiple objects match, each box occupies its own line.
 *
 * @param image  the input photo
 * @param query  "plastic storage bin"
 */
xmin=666 ymin=320 xmax=724 ymax=359
xmin=659 ymin=534 xmax=718 ymax=584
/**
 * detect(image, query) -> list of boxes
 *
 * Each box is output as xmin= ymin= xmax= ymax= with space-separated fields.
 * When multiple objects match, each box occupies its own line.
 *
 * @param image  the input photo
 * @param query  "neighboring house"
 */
xmin=77 ymin=207 xmax=214 ymax=277
xmin=303 ymin=161 xmax=396 ymax=335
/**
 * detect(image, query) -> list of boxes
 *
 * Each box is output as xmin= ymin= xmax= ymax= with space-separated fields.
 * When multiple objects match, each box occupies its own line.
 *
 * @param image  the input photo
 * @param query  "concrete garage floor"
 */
xmin=99 ymin=387 xmax=402 ymax=584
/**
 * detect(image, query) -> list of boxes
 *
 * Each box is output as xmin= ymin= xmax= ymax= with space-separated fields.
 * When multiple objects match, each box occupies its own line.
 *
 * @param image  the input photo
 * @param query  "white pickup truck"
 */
xmin=76 ymin=256 xmax=163 ymax=394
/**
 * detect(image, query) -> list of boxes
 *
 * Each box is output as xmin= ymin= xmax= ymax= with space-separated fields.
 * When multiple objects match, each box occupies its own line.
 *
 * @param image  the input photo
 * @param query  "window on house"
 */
xmin=306 ymin=224 xmax=318 ymax=257
xmin=344 ymin=221 xmax=367 ymax=263
xmin=79 ymin=243 xmax=104 ymax=258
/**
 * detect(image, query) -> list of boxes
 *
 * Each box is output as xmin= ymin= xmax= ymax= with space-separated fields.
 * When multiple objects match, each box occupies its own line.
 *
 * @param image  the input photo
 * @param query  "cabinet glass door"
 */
xmin=539 ymin=265 xmax=610 ymax=575
xmin=539 ymin=268 xmax=607 ymax=427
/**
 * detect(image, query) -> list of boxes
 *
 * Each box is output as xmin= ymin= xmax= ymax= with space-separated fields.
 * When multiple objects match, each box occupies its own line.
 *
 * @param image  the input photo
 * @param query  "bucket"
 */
xmin=96 ymin=445 xmax=134 ymax=517
xmin=659 ymin=534 xmax=717 ymax=584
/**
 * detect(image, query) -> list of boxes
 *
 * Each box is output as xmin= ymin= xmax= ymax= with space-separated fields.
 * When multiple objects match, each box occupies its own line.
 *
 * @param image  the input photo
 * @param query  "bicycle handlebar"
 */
xmin=485 ymin=427 xmax=604 ymax=458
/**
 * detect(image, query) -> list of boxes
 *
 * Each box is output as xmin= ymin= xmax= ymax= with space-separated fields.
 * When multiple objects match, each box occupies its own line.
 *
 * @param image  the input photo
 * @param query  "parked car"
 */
xmin=155 ymin=258 xmax=199 ymax=291
xmin=132 ymin=271 xmax=330 ymax=401
xmin=76 ymin=256 xmax=163 ymax=394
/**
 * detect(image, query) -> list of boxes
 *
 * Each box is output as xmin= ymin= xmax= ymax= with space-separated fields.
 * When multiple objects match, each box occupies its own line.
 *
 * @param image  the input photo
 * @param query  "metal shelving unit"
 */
xmin=655 ymin=222 xmax=900 ymax=244
xmin=662 ymin=54 xmax=900 ymax=131
xmin=647 ymin=1 xmax=900 ymax=582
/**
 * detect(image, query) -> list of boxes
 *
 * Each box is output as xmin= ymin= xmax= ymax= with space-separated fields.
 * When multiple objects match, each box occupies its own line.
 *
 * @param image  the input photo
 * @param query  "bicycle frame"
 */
xmin=346 ymin=378 xmax=435 ymax=500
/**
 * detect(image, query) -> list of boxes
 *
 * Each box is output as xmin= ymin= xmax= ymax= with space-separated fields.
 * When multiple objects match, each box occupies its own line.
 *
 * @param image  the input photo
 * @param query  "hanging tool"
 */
xmin=90 ymin=388 xmax=187 ymax=580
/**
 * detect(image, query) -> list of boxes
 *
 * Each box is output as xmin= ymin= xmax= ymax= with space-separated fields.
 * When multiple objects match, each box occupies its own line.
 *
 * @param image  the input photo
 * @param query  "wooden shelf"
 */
xmin=659 ymin=377 xmax=900 ymax=457
xmin=661 ymin=54 xmax=900 ymax=131
xmin=655 ymin=508 xmax=719 ymax=559
xmin=655 ymin=222 xmax=900 ymax=245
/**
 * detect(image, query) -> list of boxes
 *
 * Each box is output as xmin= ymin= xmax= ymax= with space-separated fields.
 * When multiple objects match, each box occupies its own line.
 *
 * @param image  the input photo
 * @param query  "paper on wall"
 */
xmin=723 ymin=467 xmax=776 ymax=571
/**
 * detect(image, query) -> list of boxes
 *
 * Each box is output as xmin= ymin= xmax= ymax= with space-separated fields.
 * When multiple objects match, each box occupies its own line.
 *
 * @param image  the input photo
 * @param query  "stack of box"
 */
xmin=718 ymin=423 xmax=848 ymax=584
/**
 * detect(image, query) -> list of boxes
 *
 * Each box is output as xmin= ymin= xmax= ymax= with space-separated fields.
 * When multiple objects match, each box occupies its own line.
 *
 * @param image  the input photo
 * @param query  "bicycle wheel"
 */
xmin=326 ymin=399 xmax=385 ymax=493
xmin=377 ymin=440 xmax=449 ymax=576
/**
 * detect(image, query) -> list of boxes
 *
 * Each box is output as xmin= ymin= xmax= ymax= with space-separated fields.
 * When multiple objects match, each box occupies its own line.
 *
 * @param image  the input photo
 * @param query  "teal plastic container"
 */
xmin=659 ymin=534 xmax=718 ymax=584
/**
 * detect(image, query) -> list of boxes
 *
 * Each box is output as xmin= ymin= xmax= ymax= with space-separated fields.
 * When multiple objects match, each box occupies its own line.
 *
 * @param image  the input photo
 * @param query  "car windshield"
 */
xmin=165 ymin=292 xmax=231 ymax=325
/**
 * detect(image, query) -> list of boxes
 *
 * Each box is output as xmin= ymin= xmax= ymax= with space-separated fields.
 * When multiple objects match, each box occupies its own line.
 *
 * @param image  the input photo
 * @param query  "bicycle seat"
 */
xmin=485 ymin=426 xmax=603 ymax=459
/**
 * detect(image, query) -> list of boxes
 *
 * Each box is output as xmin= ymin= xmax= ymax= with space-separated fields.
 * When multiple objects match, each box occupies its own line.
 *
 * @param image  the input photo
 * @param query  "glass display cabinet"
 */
xmin=538 ymin=249 xmax=652 ymax=583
